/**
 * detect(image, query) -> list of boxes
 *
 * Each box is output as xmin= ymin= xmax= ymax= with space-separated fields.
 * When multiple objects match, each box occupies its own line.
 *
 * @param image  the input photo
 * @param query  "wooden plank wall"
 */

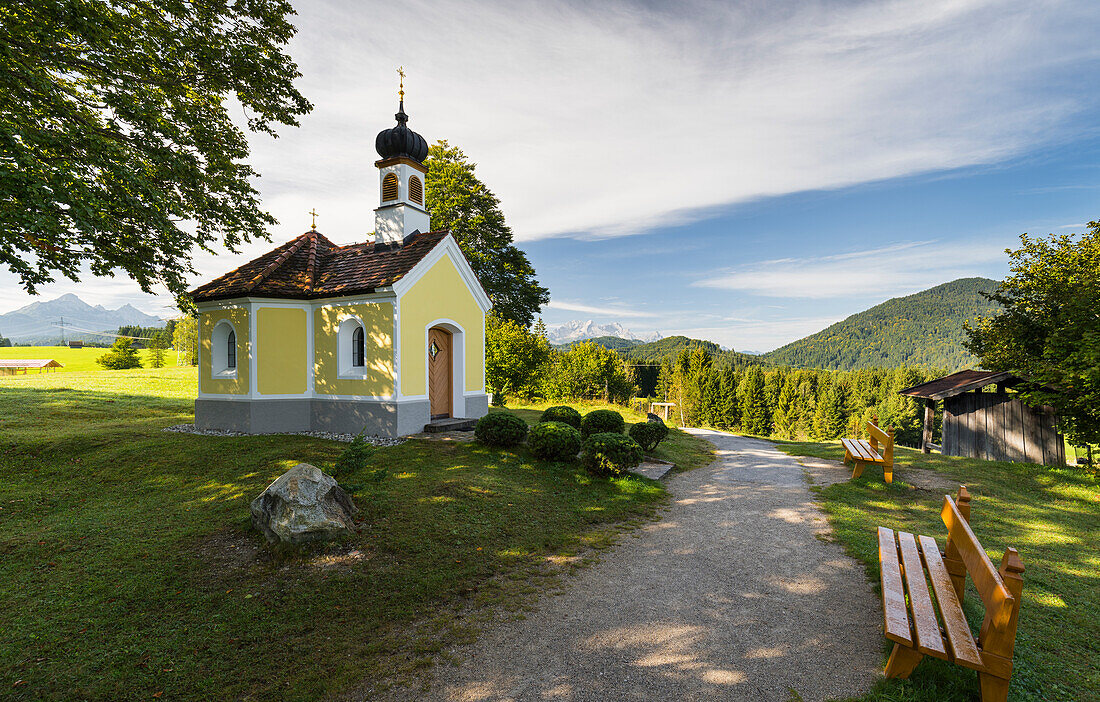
xmin=941 ymin=391 xmax=1066 ymax=466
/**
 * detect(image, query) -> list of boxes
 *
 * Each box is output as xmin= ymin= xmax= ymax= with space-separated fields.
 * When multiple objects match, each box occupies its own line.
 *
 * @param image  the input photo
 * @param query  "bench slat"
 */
xmin=919 ymin=534 xmax=984 ymax=670
xmin=878 ymin=527 xmax=912 ymax=647
xmin=843 ymin=438 xmax=883 ymax=463
xmin=941 ymin=496 xmax=1014 ymax=631
xmin=897 ymin=531 xmax=947 ymax=658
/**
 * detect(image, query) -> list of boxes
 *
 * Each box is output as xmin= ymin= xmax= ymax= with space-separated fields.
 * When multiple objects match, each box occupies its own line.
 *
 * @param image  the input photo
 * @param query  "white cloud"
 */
xmin=240 ymin=0 xmax=1100 ymax=243
xmin=546 ymin=300 xmax=655 ymax=319
xmin=693 ymin=239 xmax=1009 ymax=299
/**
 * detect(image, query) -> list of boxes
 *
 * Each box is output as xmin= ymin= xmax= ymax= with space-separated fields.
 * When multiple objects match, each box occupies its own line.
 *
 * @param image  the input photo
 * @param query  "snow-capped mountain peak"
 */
xmin=546 ymin=320 xmax=661 ymax=345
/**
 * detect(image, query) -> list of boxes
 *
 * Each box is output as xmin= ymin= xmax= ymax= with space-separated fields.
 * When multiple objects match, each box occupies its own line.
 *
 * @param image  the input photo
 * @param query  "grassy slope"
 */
xmin=0 ymin=345 xmax=168 ymax=372
xmin=0 ymin=369 xmax=700 ymax=700
xmin=773 ymin=440 xmax=1099 ymax=701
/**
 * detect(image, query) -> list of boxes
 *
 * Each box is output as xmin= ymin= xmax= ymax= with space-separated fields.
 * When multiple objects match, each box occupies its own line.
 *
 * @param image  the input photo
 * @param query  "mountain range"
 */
xmin=556 ymin=277 xmax=1001 ymax=372
xmin=0 ymin=294 xmax=165 ymax=344
xmin=546 ymin=320 xmax=662 ymax=345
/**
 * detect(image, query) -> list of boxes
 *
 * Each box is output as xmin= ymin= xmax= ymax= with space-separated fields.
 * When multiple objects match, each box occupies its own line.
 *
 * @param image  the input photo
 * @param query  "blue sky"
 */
xmin=3 ymin=0 xmax=1099 ymax=351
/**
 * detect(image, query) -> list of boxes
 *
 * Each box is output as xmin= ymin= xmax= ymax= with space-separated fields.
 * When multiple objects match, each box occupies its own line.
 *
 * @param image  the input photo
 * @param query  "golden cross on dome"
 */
xmin=397 ymin=66 xmax=405 ymax=101
xmin=309 ymin=208 xmax=318 ymax=230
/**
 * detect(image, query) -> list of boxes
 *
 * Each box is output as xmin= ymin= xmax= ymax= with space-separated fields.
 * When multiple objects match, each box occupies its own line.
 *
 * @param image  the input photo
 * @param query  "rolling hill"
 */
xmin=762 ymin=277 xmax=1001 ymax=371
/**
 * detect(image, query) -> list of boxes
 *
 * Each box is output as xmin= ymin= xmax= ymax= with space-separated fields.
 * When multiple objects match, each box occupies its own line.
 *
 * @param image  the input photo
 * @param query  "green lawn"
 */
xmin=0 ymin=345 xmax=172 ymax=373
xmin=0 ymin=369 xmax=697 ymax=700
xmin=773 ymin=440 xmax=1099 ymax=702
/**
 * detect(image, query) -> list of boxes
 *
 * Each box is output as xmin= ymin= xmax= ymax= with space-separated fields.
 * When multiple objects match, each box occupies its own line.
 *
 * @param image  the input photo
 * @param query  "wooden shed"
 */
xmin=899 ymin=370 xmax=1065 ymax=467
xmin=0 ymin=359 xmax=64 ymax=376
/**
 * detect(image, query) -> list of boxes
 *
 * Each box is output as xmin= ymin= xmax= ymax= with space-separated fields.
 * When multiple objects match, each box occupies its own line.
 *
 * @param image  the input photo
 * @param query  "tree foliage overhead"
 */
xmin=764 ymin=278 xmax=1002 ymax=371
xmin=966 ymin=226 xmax=1100 ymax=445
xmin=1 ymin=0 xmax=311 ymax=306
xmin=424 ymin=141 xmax=548 ymax=328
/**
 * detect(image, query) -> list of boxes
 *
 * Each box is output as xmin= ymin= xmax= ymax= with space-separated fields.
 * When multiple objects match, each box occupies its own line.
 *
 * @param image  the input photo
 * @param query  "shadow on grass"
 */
xmin=774 ymin=440 xmax=1100 ymax=702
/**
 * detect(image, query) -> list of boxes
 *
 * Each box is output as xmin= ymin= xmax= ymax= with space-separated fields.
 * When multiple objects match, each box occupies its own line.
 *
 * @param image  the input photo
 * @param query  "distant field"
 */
xmin=0 ymin=345 xmax=180 ymax=373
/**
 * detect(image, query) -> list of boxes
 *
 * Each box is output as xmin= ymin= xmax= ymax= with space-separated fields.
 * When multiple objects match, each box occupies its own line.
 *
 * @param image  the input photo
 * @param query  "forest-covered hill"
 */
xmin=553 ymin=336 xmax=643 ymax=351
xmin=762 ymin=277 xmax=1001 ymax=371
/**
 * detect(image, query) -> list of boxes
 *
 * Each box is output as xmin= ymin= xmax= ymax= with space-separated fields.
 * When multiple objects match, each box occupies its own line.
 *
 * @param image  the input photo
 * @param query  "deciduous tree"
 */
xmin=485 ymin=312 xmax=551 ymax=403
xmin=1 ymin=0 xmax=311 ymax=307
xmin=424 ymin=141 xmax=549 ymax=327
xmin=966 ymin=225 xmax=1100 ymax=445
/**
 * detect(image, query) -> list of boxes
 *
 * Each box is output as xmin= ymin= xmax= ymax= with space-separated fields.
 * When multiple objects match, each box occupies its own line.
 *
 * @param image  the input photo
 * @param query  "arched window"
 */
xmin=210 ymin=319 xmax=238 ymax=377
xmin=408 ymin=175 xmax=423 ymax=205
xmin=382 ymin=173 xmax=399 ymax=202
xmin=352 ymin=326 xmax=365 ymax=367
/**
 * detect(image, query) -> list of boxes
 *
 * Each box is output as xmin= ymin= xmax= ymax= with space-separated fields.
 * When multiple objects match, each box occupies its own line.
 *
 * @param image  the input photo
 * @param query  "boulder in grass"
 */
xmin=250 ymin=463 xmax=357 ymax=544
xmin=646 ymin=413 xmax=665 ymax=425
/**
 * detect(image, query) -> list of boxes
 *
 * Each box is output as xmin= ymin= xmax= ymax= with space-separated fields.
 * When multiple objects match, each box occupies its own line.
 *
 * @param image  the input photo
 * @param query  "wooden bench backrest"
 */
xmin=940 ymin=493 xmax=1014 ymax=631
xmin=867 ymin=420 xmax=894 ymax=465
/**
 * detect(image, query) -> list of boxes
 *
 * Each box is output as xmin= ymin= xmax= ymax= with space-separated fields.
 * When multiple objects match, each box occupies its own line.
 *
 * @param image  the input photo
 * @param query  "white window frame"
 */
xmin=337 ymin=316 xmax=371 ymax=379
xmin=210 ymin=320 xmax=238 ymax=379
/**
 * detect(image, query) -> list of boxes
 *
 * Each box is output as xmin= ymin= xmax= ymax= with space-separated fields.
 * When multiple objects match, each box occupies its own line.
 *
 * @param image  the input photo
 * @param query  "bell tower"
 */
xmin=374 ymin=68 xmax=430 ymax=246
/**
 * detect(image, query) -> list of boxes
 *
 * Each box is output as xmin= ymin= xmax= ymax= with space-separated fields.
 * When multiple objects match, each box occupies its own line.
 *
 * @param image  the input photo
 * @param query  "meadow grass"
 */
xmin=0 ymin=345 xmax=171 ymax=373
xmin=773 ymin=440 xmax=1099 ymax=702
xmin=0 ymin=369 xmax=692 ymax=700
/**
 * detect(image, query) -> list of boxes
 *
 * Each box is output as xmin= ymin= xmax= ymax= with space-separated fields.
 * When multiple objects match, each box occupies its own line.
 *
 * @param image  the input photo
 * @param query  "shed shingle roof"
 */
xmin=898 ymin=369 xmax=1019 ymax=400
xmin=190 ymin=230 xmax=450 ymax=302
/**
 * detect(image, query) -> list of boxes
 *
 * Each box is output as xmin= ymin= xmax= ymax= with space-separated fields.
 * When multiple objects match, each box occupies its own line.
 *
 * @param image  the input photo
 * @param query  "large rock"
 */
xmin=646 ymin=413 xmax=666 ymax=426
xmin=250 ymin=463 xmax=358 ymax=544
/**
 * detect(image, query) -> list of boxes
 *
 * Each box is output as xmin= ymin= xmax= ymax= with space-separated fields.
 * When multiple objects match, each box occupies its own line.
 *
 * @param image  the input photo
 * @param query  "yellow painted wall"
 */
xmin=199 ymin=307 xmax=249 ymax=394
xmin=399 ymin=253 xmax=485 ymax=396
xmin=313 ymin=302 xmax=394 ymax=396
xmin=256 ymin=307 xmax=307 ymax=395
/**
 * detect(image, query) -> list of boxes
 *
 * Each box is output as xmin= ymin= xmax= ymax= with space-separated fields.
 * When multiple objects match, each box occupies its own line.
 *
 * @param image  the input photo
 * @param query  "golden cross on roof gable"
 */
xmin=309 ymin=208 xmax=318 ymax=230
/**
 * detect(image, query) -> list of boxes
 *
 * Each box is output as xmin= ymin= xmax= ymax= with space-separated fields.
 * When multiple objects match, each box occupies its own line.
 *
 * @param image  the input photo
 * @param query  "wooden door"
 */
xmin=428 ymin=327 xmax=452 ymax=419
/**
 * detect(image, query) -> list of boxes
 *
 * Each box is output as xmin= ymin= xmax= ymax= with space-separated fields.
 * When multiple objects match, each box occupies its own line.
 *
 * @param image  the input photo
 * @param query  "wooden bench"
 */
xmin=842 ymin=419 xmax=895 ymax=483
xmin=878 ymin=486 xmax=1025 ymax=702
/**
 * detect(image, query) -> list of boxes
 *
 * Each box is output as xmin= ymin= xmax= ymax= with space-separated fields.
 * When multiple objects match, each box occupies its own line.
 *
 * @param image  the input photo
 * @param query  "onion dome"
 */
xmin=375 ymin=100 xmax=428 ymax=162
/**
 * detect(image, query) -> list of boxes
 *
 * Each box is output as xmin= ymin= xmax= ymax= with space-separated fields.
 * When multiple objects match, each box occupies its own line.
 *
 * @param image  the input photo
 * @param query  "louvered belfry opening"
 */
xmin=382 ymin=172 xmax=399 ymax=201
xmin=409 ymin=175 xmax=424 ymax=205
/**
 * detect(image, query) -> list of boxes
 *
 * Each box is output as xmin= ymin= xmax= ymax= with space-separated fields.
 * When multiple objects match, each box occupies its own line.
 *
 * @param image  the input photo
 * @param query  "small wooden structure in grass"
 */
xmin=0 ymin=359 xmax=63 ymax=375
xmin=899 ymin=370 xmax=1065 ymax=467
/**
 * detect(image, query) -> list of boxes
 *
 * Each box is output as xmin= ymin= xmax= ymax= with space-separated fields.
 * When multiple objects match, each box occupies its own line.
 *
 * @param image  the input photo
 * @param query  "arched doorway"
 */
xmin=428 ymin=326 xmax=453 ymax=419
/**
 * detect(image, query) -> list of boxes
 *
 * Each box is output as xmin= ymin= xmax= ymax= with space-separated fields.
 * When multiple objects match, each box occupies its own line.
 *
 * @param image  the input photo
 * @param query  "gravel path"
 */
xmin=369 ymin=430 xmax=881 ymax=701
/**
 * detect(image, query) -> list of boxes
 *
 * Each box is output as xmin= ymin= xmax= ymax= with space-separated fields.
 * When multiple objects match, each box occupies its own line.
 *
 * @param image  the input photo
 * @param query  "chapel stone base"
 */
xmin=195 ymin=394 xmax=489 ymax=438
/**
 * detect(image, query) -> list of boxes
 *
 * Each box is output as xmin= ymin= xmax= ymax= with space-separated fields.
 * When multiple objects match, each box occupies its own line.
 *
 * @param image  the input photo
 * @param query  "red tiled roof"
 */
xmin=190 ymin=230 xmax=450 ymax=302
xmin=898 ymin=369 xmax=1019 ymax=400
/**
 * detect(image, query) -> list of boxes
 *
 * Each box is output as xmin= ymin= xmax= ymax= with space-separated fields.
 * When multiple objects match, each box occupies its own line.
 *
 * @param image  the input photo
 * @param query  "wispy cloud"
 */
xmin=694 ymin=239 xmax=1009 ymax=299
xmin=240 ymin=0 xmax=1100 ymax=244
xmin=1058 ymin=223 xmax=1087 ymax=229
xmin=545 ymin=300 xmax=655 ymax=319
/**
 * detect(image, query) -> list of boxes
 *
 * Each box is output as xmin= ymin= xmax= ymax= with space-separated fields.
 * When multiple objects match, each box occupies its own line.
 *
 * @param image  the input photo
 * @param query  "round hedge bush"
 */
xmin=581 ymin=409 xmax=625 ymax=438
xmin=581 ymin=432 xmax=644 ymax=477
xmin=539 ymin=405 xmax=583 ymax=429
xmin=628 ymin=421 xmax=669 ymax=451
xmin=527 ymin=421 xmax=582 ymax=461
xmin=474 ymin=412 xmax=529 ymax=447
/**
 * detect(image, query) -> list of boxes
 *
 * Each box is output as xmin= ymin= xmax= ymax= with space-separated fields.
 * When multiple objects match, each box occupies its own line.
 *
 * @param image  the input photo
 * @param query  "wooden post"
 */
xmin=922 ymin=399 xmax=935 ymax=454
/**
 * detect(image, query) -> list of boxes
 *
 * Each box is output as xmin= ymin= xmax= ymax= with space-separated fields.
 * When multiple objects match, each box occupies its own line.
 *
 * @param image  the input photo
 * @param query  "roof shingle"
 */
xmin=191 ymin=230 xmax=450 ymax=302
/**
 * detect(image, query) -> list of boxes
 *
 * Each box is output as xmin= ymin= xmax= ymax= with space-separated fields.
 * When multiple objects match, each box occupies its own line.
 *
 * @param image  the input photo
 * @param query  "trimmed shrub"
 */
xmin=528 ymin=421 xmax=582 ymax=461
xmin=475 ymin=412 xmax=529 ymax=447
xmin=334 ymin=432 xmax=374 ymax=477
xmin=539 ymin=405 xmax=582 ymax=429
xmin=629 ymin=421 xmax=669 ymax=451
xmin=581 ymin=433 xmax=644 ymax=477
xmin=580 ymin=409 xmax=625 ymax=438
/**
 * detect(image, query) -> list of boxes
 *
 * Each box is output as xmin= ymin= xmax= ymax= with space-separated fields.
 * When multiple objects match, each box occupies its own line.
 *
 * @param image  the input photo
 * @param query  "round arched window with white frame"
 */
xmin=337 ymin=316 xmax=370 ymax=378
xmin=210 ymin=320 xmax=238 ymax=378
